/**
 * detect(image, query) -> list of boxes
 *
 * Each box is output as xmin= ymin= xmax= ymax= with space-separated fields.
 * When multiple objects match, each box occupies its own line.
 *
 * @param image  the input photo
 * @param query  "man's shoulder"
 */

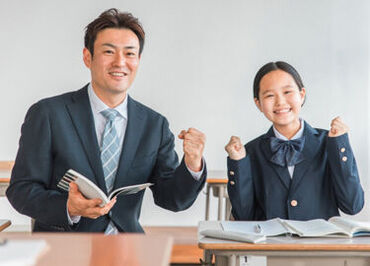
xmin=24 ymin=86 xmax=88 ymax=119
xmin=37 ymin=86 xmax=87 ymax=106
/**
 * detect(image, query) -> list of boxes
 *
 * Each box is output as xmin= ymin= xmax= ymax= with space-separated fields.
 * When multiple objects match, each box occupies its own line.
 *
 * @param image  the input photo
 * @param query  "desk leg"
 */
xmin=228 ymin=254 xmax=237 ymax=266
xmin=218 ymin=185 xmax=224 ymax=220
xmin=203 ymin=249 xmax=213 ymax=265
xmin=205 ymin=185 xmax=211 ymax=220
xmin=215 ymin=254 xmax=238 ymax=266
xmin=225 ymin=197 xmax=231 ymax=220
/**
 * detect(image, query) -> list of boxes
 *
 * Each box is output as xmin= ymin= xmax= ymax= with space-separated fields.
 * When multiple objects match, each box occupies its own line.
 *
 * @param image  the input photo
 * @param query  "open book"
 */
xmin=221 ymin=216 xmax=370 ymax=238
xmin=57 ymin=169 xmax=153 ymax=206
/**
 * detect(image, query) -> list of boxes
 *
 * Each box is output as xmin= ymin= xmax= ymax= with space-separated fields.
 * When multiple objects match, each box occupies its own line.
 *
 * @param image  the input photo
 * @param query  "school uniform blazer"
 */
xmin=227 ymin=122 xmax=364 ymax=221
xmin=7 ymin=85 xmax=206 ymax=232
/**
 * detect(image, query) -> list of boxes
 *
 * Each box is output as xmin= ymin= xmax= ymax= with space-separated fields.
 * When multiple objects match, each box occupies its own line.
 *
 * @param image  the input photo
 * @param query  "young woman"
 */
xmin=225 ymin=61 xmax=364 ymax=221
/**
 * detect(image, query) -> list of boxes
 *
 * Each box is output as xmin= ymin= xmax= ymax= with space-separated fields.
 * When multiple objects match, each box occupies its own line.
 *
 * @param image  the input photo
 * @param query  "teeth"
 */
xmin=111 ymin=72 xmax=124 ymax=77
xmin=275 ymin=109 xmax=290 ymax=114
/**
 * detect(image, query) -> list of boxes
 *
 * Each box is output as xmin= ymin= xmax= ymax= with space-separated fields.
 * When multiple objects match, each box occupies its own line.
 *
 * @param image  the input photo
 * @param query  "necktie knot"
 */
xmin=101 ymin=109 xmax=119 ymax=122
xmin=269 ymin=136 xmax=305 ymax=167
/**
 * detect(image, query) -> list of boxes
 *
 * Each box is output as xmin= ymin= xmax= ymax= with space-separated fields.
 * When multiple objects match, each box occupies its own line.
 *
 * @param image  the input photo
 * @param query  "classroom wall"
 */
xmin=0 ymin=0 xmax=369 ymax=229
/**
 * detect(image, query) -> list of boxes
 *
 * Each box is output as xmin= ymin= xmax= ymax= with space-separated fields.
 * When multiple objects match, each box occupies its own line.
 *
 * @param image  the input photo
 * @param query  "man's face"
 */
xmin=83 ymin=28 xmax=140 ymax=99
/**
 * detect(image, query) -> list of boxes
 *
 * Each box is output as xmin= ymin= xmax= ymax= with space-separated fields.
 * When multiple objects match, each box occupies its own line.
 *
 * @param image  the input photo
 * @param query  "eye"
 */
xmin=264 ymin=94 xmax=274 ymax=98
xmin=104 ymin=50 xmax=114 ymax=54
xmin=126 ymin=51 xmax=137 ymax=57
xmin=284 ymin=90 xmax=292 ymax=95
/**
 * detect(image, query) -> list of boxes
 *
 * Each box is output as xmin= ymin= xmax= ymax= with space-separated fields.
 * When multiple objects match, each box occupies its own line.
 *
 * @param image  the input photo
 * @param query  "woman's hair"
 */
xmin=253 ymin=61 xmax=304 ymax=100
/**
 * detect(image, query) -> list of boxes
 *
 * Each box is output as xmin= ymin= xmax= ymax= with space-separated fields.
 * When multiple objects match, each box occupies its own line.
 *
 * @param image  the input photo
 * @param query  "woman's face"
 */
xmin=254 ymin=69 xmax=306 ymax=132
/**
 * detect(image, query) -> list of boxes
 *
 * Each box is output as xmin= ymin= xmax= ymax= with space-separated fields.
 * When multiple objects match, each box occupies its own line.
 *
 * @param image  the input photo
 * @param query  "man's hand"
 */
xmin=178 ymin=128 xmax=206 ymax=172
xmin=67 ymin=182 xmax=116 ymax=219
xmin=328 ymin=116 xmax=349 ymax=137
xmin=225 ymin=136 xmax=246 ymax=160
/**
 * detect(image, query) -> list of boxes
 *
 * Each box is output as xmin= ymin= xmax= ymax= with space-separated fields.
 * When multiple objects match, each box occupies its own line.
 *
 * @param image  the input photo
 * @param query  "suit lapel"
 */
xmin=113 ymin=96 xmax=145 ymax=189
xmin=289 ymin=122 xmax=321 ymax=192
xmin=66 ymin=86 xmax=107 ymax=194
xmin=261 ymin=127 xmax=291 ymax=190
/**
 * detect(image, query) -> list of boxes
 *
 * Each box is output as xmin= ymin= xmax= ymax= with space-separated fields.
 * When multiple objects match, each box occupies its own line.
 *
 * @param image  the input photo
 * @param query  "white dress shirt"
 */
xmin=272 ymin=119 xmax=304 ymax=178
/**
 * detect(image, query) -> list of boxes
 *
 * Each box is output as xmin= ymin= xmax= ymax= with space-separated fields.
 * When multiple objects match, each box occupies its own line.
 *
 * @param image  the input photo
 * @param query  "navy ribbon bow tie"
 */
xmin=269 ymin=136 xmax=305 ymax=167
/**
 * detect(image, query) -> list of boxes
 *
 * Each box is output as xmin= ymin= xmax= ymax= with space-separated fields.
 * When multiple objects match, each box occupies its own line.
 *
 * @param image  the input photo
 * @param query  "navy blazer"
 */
xmin=7 ymin=85 xmax=206 ymax=232
xmin=227 ymin=122 xmax=364 ymax=221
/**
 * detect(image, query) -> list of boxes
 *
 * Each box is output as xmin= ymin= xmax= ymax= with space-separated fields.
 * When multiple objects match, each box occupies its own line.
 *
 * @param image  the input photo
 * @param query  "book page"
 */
xmin=329 ymin=216 xmax=370 ymax=236
xmin=221 ymin=218 xmax=289 ymax=236
xmin=200 ymin=229 xmax=266 ymax=243
xmin=282 ymin=219 xmax=350 ymax=237
xmin=109 ymin=183 xmax=153 ymax=199
xmin=0 ymin=239 xmax=48 ymax=265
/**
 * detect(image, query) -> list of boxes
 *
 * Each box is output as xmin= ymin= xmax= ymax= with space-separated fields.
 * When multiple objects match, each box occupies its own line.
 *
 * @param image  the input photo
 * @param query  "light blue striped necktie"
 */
xmin=100 ymin=109 xmax=121 ymax=234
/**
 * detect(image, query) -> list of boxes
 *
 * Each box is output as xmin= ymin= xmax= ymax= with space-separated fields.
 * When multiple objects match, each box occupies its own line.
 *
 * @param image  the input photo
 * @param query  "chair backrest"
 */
xmin=0 ymin=161 xmax=14 ymax=171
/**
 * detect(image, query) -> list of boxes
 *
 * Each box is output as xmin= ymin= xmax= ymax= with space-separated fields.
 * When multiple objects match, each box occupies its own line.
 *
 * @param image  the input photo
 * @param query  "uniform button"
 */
xmin=229 ymin=181 xmax=235 ymax=185
xmin=342 ymin=156 xmax=347 ymax=162
xmin=290 ymin=200 xmax=298 ymax=207
xmin=341 ymin=147 xmax=346 ymax=153
xmin=229 ymin=171 xmax=235 ymax=176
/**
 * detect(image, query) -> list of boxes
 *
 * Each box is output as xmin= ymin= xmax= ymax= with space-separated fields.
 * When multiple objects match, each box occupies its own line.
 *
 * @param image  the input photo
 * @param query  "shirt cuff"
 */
xmin=66 ymin=204 xmax=81 ymax=225
xmin=186 ymin=157 xmax=206 ymax=181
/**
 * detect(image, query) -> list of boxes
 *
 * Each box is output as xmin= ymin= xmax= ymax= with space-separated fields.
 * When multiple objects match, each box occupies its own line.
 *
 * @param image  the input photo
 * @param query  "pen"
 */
xmin=0 ymin=238 xmax=7 ymax=246
xmin=254 ymin=224 xmax=263 ymax=233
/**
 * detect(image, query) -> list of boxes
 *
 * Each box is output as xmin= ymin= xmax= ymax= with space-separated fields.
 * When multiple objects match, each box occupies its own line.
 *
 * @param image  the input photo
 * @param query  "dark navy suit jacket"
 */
xmin=227 ymin=122 xmax=364 ymax=221
xmin=7 ymin=85 xmax=206 ymax=232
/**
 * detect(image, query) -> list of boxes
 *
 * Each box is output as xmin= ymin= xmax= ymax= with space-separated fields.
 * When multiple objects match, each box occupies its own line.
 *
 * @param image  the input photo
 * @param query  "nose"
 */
xmin=275 ymin=93 xmax=285 ymax=106
xmin=113 ymin=53 xmax=126 ymax=67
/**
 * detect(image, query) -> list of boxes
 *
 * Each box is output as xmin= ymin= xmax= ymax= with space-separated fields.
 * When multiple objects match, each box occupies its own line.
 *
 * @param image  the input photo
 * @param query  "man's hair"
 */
xmin=84 ymin=8 xmax=145 ymax=57
xmin=253 ymin=61 xmax=305 ymax=100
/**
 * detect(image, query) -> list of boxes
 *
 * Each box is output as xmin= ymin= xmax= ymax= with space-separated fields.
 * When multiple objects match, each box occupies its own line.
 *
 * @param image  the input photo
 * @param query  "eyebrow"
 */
xmin=282 ymin=85 xmax=294 ymax=89
xmin=102 ymin=43 xmax=138 ymax=50
xmin=261 ymin=85 xmax=295 ymax=95
xmin=262 ymin=90 xmax=273 ymax=95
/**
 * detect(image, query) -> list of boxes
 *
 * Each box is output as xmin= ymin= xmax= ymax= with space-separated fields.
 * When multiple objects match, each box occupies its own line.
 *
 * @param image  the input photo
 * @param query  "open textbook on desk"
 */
xmin=199 ymin=217 xmax=370 ymax=243
xmin=57 ymin=169 xmax=153 ymax=207
xmin=221 ymin=216 xmax=370 ymax=238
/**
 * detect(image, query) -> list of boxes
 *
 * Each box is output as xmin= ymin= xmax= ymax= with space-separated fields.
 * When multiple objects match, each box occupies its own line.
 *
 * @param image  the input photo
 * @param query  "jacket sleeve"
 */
xmin=326 ymin=133 xmax=364 ymax=215
xmin=6 ymin=102 xmax=71 ymax=230
xmin=227 ymin=151 xmax=255 ymax=220
xmin=149 ymin=118 xmax=206 ymax=212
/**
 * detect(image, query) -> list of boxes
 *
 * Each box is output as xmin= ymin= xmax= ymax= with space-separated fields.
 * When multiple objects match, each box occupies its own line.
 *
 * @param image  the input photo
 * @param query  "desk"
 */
xmin=0 ymin=161 xmax=13 ymax=196
xmin=145 ymin=226 xmax=202 ymax=264
xmin=2 ymin=233 xmax=172 ymax=266
xmin=205 ymin=170 xmax=231 ymax=221
xmin=0 ymin=177 xmax=10 ymax=196
xmin=199 ymin=221 xmax=370 ymax=266
xmin=0 ymin=219 xmax=11 ymax=231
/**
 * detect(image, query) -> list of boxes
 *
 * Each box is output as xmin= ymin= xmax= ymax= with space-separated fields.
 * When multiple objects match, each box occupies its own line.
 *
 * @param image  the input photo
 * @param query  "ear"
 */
xmin=254 ymin=97 xmax=263 ymax=112
xmin=300 ymin=87 xmax=306 ymax=105
xmin=83 ymin=48 xmax=92 ymax=69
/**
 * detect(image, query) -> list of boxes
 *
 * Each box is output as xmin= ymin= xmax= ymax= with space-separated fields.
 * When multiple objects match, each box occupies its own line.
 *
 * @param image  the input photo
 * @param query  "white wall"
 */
xmin=0 ymin=0 xmax=369 ymax=229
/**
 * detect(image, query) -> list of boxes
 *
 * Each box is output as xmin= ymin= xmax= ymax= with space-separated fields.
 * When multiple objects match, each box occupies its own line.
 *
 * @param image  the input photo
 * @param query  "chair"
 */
xmin=204 ymin=171 xmax=231 ymax=221
xmin=0 ymin=161 xmax=13 ymax=196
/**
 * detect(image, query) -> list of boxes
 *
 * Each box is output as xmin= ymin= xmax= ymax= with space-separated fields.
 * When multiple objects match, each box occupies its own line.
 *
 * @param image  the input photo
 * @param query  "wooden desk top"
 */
xmin=145 ymin=226 xmax=202 ymax=264
xmin=0 ymin=220 xmax=11 ymax=231
xmin=199 ymin=238 xmax=370 ymax=251
xmin=207 ymin=178 xmax=228 ymax=184
xmin=2 ymin=233 xmax=173 ymax=266
xmin=0 ymin=177 xmax=10 ymax=183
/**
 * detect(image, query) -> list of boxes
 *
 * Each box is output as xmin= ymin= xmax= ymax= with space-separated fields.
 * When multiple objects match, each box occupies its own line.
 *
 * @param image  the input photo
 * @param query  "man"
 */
xmin=7 ymin=8 xmax=206 ymax=233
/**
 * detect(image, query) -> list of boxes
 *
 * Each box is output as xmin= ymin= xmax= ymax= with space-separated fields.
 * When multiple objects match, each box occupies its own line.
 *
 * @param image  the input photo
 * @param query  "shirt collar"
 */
xmin=273 ymin=118 xmax=304 ymax=141
xmin=87 ymin=83 xmax=128 ymax=119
